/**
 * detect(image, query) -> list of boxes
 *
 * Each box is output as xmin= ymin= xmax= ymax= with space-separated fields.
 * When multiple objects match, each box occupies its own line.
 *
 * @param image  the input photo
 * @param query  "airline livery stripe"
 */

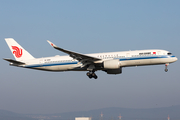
xmin=25 ymin=55 xmax=175 ymax=68
xmin=119 ymin=55 xmax=174 ymax=61
xmin=25 ymin=61 xmax=78 ymax=68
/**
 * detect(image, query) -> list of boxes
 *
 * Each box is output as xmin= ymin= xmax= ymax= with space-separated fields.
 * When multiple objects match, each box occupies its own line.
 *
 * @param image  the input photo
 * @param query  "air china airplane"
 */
xmin=4 ymin=38 xmax=178 ymax=79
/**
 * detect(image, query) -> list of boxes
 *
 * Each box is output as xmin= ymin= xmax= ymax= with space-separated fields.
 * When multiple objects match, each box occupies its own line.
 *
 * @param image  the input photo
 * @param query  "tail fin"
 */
xmin=5 ymin=38 xmax=35 ymax=61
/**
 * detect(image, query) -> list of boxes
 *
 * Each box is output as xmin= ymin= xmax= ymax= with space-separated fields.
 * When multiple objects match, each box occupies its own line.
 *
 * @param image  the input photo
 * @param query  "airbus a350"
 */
xmin=4 ymin=38 xmax=178 ymax=79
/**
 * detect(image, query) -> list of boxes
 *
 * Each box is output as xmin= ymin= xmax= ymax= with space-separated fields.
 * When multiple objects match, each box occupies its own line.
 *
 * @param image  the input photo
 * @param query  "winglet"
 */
xmin=47 ymin=40 xmax=57 ymax=48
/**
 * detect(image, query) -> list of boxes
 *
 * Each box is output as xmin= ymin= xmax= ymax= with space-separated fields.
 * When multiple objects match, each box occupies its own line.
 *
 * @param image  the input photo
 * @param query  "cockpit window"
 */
xmin=167 ymin=53 xmax=172 ymax=55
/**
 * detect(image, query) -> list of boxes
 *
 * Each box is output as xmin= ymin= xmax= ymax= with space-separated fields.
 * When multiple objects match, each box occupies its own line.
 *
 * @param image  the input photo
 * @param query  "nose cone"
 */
xmin=172 ymin=56 xmax=178 ymax=62
xmin=168 ymin=56 xmax=178 ymax=63
xmin=175 ymin=57 xmax=178 ymax=62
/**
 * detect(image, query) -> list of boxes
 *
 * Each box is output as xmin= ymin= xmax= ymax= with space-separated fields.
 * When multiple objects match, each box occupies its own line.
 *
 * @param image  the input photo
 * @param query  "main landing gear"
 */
xmin=165 ymin=63 xmax=169 ymax=72
xmin=86 ymin=71 xmax=98 ymax=79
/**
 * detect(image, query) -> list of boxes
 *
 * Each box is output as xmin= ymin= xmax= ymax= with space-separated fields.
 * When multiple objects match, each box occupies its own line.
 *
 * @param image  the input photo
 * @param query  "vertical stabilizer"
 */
xmin=5 ymin=38 xmax=35 ymax=61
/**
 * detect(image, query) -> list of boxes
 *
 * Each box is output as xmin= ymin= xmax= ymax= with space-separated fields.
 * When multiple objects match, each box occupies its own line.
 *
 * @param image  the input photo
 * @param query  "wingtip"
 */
xmin=47 ymin=40 xmax=57 ymax=47
xmin=47 ymin=40 xmax=51 ymax=44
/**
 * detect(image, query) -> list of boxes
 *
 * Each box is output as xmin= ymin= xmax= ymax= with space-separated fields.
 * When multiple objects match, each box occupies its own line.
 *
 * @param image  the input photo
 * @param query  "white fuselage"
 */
xmin=16 ymin=49 xmax=177 ymax=72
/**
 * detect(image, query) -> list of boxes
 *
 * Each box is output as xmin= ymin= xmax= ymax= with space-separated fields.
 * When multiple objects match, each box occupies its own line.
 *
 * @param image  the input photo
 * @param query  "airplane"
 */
xmin=4 ymin=38 xmax=178 ymax=79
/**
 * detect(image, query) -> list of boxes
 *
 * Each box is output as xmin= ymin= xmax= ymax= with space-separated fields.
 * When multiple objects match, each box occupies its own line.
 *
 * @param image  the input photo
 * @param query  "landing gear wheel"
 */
xmin=86 ymin=71 xmax=98 ymax=79
xmin=89 ymin=75 xmax=92 ymax=79
xmin=87 ymin=72 xmax=92 ymax=79
xmin=165 ymin=63 xmax=169 ymax=72
xmin=92 ymin=73 xmax=95 ymax=77
xmin=92 ymin=73 xmax=98 ymax=79
xmin=86 ymin=72 xmax=90 ymax=76
xmin=94 ymin=75 xmax=98 ymax=79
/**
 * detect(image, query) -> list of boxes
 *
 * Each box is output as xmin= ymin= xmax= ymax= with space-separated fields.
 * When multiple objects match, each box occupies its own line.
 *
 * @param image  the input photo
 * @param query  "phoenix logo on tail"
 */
xmin=12 ymin=46 xmax=23 ymax=58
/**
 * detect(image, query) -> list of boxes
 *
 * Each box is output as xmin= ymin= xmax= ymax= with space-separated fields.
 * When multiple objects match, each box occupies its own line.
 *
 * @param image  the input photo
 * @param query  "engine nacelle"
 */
xmin=103 ymin=59 xmax=120 ymax=69
xmin=106 ymin=68 xmax=122 ymax=74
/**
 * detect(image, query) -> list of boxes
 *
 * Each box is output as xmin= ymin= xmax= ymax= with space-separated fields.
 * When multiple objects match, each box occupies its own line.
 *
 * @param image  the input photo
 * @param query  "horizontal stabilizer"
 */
xmin=3 ymin=58 xmax=25 ymax=65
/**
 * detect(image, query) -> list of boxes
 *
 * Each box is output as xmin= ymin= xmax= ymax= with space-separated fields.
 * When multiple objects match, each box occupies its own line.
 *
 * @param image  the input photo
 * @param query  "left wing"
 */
xmin=3 ymin=58 xmax=25 ymax=65
xmin=47 ymin=40 xmax=101 ymax=65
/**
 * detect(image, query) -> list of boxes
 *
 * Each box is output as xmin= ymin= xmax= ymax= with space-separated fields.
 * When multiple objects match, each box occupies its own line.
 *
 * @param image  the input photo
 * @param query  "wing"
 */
xmin=47 ymin=40 xmax=101 ymax=65
xmin=3 ymin=58 xmax=25 ymax=65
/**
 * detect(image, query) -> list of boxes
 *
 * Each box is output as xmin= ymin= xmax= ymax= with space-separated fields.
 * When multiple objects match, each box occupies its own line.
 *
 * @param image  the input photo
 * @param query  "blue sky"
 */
xmin=0 ymin=0 xmax=180 ymax=114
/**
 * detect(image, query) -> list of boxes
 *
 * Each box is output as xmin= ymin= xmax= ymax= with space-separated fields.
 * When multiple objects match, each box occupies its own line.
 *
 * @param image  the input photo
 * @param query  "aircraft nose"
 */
xmin=172 ymin=56 xmax=178 ymax=62
xmin=175 ymin=57 xmax=178 ymax=61
xmin=169 ymin=56 xmax=178 ymax=63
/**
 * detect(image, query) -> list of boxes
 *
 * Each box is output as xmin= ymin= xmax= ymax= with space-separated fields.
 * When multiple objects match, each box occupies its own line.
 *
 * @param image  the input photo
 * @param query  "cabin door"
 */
xmin=39 ymin=59 xmax=43 ymax=67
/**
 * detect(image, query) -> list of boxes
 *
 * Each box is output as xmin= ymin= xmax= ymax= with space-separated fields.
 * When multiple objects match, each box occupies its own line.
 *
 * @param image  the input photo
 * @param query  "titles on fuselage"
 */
xmin=139 ymin=52 xmax=152 ymax=55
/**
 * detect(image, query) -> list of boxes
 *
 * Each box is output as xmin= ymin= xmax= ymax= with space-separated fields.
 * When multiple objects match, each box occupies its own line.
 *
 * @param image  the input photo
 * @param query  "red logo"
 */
xmin=153 ymin=52 xmax=156 ymax=54
xmin=12 ymin=46 xmax=23 ymax=58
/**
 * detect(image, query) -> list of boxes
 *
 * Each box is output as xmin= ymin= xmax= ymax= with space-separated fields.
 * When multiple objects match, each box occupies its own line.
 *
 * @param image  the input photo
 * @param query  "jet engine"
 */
xmin=105 ymin=68 xmax=122 ymax=74
xmin=103 ymin=59 xmax=122 ymax=74
xmin=103 ymin=59 xmax=120 ymax=69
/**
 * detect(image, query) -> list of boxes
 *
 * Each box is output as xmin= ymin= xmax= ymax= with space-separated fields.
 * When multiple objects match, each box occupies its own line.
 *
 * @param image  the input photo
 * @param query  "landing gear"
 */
xmin=86 ymin=71 xmax=98 ymax=79
xmin=165 ymin=63 xmax=169 ymax=72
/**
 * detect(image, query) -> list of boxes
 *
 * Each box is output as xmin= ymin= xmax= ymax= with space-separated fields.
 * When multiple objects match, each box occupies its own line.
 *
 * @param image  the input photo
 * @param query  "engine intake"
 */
xmin=103 ymin=59 xmax=120 ymax=69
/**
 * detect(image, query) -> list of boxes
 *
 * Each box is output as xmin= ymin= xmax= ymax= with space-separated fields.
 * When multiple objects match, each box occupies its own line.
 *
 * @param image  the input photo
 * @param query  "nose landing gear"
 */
xmin=165 ymin=63 xmax=169 ymax=72
xmin=86 ymin=71 xmax=98 ymax=79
